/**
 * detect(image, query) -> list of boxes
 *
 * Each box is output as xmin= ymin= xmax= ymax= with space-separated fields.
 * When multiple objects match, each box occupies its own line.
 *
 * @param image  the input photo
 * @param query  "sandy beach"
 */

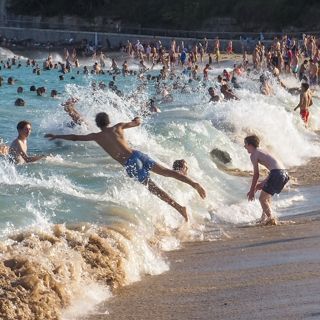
xmin=1 ymin=44 xmax=320 ymax=320
xmin=84 ymin=213 xmax=320 ymax=320
xmin=82 ymin=159 xmax=320 ymax=320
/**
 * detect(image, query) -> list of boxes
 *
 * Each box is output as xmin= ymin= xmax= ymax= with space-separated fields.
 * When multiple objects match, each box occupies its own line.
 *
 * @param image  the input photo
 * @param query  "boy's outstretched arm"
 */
xmin=117 ymin=117 xmax=141 ymax=130
xmin=44 ymin=133 xmax=96 ymax=141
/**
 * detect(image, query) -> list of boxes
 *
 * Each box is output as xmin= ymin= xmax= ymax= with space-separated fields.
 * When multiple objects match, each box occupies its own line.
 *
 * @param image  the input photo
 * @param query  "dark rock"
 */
xmin=210 ymin=148 xmax=232 ymax=164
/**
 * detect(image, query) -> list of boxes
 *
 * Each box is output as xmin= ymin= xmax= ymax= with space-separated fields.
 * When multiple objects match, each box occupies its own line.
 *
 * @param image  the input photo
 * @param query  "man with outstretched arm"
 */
xmin=45 ymin=112 xmax=206 ymax=221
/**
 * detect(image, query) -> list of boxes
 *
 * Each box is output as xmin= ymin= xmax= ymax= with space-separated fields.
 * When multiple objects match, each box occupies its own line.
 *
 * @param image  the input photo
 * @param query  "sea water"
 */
xmin=0 ymin=47 xmax=320 ymax=319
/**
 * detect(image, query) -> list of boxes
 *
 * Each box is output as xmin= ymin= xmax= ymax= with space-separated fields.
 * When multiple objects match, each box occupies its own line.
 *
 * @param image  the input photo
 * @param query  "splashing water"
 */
xmin=0 ymin=52 xmax=320 ymax=319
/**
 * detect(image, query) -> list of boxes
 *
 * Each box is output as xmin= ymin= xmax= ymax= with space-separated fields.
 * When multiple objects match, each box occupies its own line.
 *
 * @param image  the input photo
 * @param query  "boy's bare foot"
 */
xmin=263 ymin=217 xmax=277 ymax=226
xmin=178 ymin=206 xmax=188 ymax=222
xmin=256 ymin=212 xmax=268 ymax=224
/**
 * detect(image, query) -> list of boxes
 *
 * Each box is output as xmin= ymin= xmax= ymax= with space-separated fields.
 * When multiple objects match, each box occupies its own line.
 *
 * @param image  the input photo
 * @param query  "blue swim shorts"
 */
xmin=125 ymin=150 xmax=156 ymax=183
xmin=262 ymin=169 xmax=289 ymax=196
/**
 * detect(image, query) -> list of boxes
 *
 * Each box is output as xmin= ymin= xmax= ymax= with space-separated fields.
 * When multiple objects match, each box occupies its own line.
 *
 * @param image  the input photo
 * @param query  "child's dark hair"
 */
xmin=173 ymin=159 xmax=186 ymax=171
xmin=244 ymin=135 xmax=260 ymax=148
xmin=17 ymin=120 xmax=31 ymax=130
xmin=95 ymin=112 xmax=110 ymax=129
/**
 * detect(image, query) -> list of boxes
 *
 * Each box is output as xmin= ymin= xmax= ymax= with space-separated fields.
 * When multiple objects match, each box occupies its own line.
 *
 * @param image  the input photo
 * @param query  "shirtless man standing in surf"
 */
xmin=244 ymin=135 xmax=289 ymax=225
xmin=45 ymin=113 xmax=206 ymax=221
xmin=294 ymin=83 xmax=313 ymax=126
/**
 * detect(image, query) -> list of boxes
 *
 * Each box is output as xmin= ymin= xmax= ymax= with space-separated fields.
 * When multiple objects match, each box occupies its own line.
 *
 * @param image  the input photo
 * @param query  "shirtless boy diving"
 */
xmin=45 ymin=113 xmax=206 ymax=221
xmin=244 ymin=135 xmax=289 ymax=225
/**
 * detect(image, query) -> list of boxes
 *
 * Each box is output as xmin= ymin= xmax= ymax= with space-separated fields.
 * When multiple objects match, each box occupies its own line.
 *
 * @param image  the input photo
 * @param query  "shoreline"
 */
xmin=83 ymin=211 xmax=320 ymax=320
xmin=80 ymin=156 xmax=320 ymax=320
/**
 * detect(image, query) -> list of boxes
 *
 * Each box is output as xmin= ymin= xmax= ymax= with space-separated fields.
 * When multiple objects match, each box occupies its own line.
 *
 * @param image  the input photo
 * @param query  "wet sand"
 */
xmin=289 ymin=157 xmax=320 ymax=186
xmin=86 ymin=213 xmax=320 ymax=320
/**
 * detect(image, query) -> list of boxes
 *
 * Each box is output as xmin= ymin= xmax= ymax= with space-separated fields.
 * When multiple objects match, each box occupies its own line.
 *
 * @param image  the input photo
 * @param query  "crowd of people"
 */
xmin=0 ymin=33 xmax=318 ymax=223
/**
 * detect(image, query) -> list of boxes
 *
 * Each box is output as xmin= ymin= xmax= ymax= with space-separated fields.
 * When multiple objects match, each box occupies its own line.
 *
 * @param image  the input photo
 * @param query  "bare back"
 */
xmin=91 ymin=125 xmax=133 ymax=165
xmin=299 ymin=90 xmax=313 ymax=111
xmin=250 ymin=148 xmax=284 ymax=171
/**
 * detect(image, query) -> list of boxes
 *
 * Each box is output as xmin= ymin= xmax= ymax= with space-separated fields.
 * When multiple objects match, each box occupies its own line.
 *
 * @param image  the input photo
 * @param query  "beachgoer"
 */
xmin=244 ymin=135 xmax=289 ymax=225
xmin=208 ymin=87 xmax=220 ymax=102
xmin=9 ymin=121 xmax=45 ymax=164
xmin=226 ymin=40 xmax=233 ymax=54
xmin=203 ymin=64 xmax=210 ymax=81
xmin=309 ymin=59 xmax=318 ymax=87
xmin=294 ymin=83 xmax=313 ymax=125
xmin=148 ymin=99 xmax=161 ymax=113
xmin=45 ymin=113 xmax=206 ymax=221
xmin=0 ymin=143 xmax=9 ymax=156
xmin=8 ymin=77 xmax=14 ymax=85
xmin=122 ymin=60 xmax=129 ymax=76
xmin=221 ymin=84 xmax=239 ymax=100
xmin=51 ymin=89 xmax=58 ymax=98
xmin=299 ymin=60 xmax=308 ymax=81
xmin=62 ymin=98 xmax=86 ymax=127
xmin=260 ymin=75 xmax=273 ymax=96
xmin=15 ymin=98 xmax=25 ymax=106
xmin=173 ymin=159 xmax=188 ymax=176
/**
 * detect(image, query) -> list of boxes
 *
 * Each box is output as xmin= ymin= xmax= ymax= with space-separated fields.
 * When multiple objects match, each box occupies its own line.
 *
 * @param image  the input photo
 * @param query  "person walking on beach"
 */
xmin=244 ymin=135 xmax=289 ymax=225
xmin=45 ymin=113 xmax=206 ymax=221
xmin=9 ymin=121 xmax=45 ymax=164
xmin=294 ymin=83 xmax=313 ymax=126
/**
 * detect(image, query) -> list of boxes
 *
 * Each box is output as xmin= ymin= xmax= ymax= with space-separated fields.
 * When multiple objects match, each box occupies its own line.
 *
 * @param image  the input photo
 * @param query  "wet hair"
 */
xmin=173 ymin=159 xmax=187 ymax=171
xmin=95 ymin=112 xmax=110 ymax=129
xmin=244 ymin=135 xmax=260 ymax=148
xmin=17 ymin=120 xmax=31 ymax=130
xmin=301 ymin=83 xmax=309 ymax=90
xmin=51 ymin=89 xmax=58 ymax=97
xmin=220 ymin=84 xmax=228 ymax=91
xmin=36 ymin=87 xmax=43 ymax=96
xmin=17 ymin=86 xmax=23 ymax=93
xmin=259 ymin=75 xmax=266 ymax=83
xmin=30 ymin=85 xmax=36 ymax=91
xmin=15 ymin=98 xmax=25 ymax=107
